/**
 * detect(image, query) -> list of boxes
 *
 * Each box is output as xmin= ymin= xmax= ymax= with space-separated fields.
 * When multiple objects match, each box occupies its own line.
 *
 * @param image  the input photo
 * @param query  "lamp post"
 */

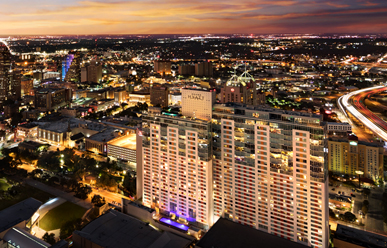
xmin=355 ymin=171 xmax=364 ymax=189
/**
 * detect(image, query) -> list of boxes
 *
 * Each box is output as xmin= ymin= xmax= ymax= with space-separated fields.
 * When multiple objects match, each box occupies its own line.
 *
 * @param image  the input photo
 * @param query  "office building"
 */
xmin=150 ymin=84 xmax=169 ymax=108
xmin=0 ymin=43 xmax=11 ymax=107
xmin=181 ymin=88 xmax=216 ymax=121
xmin=328 ymin=134 xmax=384 ymax=181
xmin=81 ymin=67 xmax=87 ymax=82
xmin=62 ymin=54 xmax=74 ymax=81
xmin=34 ymin=88 xmax=67 ymax=111
xmin=21 ymin=78 xmax=34 ymax=97
xmin=63 ymin=52 xmax=81 ymax=82
xmin=87 ymin=60 xmax=102 ymax=83
xmin=154 ymin=61 xmax=172 ymax=76
xmin=195 ymin=62 xmax=213 ymax=77
xmin=220 ymin=71 xmax=258 ymax=105
xmin=8 ymin=70 xmax=21 ymax=100
xmin=81 ymin=60 xmax=102 ymax=83
xmin=257 ymin=90 xmax=266 ymax=105
xmin=178 ymin=64 xmax=195 ymax=76
xmin=139 ymin=100 xmax=329 ymax=248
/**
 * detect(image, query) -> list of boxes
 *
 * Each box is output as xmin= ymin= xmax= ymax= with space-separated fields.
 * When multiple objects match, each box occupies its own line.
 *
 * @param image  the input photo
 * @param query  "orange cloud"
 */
xmin=326 ymin=2 xmax=350 ymax=8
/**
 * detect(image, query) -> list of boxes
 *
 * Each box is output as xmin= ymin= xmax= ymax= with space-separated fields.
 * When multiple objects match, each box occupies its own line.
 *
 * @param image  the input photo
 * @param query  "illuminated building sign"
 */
xmin=187 ymin=93 xmax=204 ymax=101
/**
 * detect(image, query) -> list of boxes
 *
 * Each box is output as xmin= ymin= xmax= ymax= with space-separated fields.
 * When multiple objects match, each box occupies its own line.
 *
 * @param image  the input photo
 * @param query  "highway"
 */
xmin=338 ymin=85 xmax=387 ymax=141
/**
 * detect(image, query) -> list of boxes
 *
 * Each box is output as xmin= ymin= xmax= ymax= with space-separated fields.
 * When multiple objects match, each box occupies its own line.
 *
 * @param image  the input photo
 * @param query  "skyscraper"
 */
xmin=63 ymin=51 xmax=81 ymax=82
xmin=0 ymin=42 xmax=11 ymax=107
xmin=211 ymin=103 xmax=328 ymax=248
xmin=220 ymin=71 xmax=258 ymax=105
xmin=195 ymin=62 xmax=213 ymax=77
xmin=139 ymin=93 xmax=329 ymax=247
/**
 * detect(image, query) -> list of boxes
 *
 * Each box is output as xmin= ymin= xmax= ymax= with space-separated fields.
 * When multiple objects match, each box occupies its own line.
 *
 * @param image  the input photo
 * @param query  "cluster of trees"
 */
xmin=122 ymin=173 xmax=136 ymax=197
xmin=42 ymin=233 xmax=56 ymax=245
xmin=0 ymin=183 xmax=23 ymax=201
xmin=117 ymin=102 xmax=148 ymax=118
xmin=60 ymin=218 xmax=83 ymax=239
xmin=329 ymin=209 xmax=357 ymax=222
xmin=91 ymin=194 xmax=106 ymax=207
xmin=29 ymin=169 xmax=93 ymax=200
xmin=96 ymin=173 xmax=117 ymax=189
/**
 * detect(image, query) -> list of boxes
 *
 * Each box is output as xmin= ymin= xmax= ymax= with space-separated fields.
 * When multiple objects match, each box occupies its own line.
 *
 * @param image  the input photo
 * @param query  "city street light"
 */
xmin=355 ymin=171 xmax=364 ymax=189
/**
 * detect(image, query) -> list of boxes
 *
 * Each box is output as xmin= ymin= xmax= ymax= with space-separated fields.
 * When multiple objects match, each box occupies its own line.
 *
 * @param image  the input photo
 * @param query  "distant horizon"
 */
xmin=1 ymin=33 xmax=387 ymax=38
xmin=1 ymin=0 xmax=387 ymax=35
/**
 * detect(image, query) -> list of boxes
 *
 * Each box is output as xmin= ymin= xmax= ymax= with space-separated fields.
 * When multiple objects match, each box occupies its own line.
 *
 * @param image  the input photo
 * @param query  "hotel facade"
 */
xmin=139 ymin=89 xmax=328 ymax=248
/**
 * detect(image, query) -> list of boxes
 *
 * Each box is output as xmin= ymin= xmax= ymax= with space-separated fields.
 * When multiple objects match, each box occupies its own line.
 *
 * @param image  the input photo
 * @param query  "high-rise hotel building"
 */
xmin=138 ymin=88 xmax=328 ymax=248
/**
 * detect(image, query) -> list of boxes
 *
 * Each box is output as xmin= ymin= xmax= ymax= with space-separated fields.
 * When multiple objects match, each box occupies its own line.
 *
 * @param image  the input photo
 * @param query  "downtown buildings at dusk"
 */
xmin=0 ymin=5 xmax=387 ymax=245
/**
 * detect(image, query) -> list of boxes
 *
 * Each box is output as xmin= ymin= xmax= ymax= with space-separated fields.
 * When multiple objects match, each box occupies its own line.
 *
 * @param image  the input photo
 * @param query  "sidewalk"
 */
xmin=25 ymin=178 xmax=92 ymax=209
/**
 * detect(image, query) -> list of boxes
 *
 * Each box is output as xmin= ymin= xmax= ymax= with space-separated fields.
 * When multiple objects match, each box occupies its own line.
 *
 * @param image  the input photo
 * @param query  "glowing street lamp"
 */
xmin=355 ymin=171 xmax=364 ymax=188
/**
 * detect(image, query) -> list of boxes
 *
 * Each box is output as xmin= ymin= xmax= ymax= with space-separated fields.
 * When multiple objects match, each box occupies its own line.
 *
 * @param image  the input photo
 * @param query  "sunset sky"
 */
xmin=0 ymin=0 xmax=387 ymax=35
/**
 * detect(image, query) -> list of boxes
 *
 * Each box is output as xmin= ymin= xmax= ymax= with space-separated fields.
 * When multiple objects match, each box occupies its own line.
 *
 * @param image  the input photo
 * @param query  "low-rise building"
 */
xmin=107 ymin=132 xmax=137 ymax=163
xmin=89 ymin=99 xmax=115 ymax=112
xmin=17 ymin=123 xmax=38 ymax=140
xmin=128 ymin=91 xmax=150 ymax=106
xmin=334 ymin=224 xmax=387 ymax=248
xmin=72 ymin=210 xmax=193 ymax=248
xmin=85 ymin=127 xmax=125 ymax=155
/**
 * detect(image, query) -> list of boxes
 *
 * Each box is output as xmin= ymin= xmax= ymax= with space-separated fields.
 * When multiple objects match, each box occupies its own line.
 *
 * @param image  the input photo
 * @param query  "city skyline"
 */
xmin=0 ymin=0 xmax=387 ymax=35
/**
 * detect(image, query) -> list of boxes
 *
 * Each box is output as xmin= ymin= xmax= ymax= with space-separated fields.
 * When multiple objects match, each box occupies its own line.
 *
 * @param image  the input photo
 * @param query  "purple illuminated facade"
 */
xmin=159 ymin=218 xmax=189 ymax=231
xmin=62 ymin=54 xmax=74 ymax=81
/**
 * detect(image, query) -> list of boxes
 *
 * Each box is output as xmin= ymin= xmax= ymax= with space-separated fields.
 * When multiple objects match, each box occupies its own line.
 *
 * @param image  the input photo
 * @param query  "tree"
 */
xmin=30 ymin=169 xmax=43 ymax=178
xmin=60 ymin=218 xmax=82 ymax=239
xmin=42 ymin=232 xmax=56 ymax=245
xmin=362 ymin=205 xmax=369 ymax=216
xmin=363 ymin=188 xmax=371 ymax=198
xmin=329 ymin=209 xmax=336 ymax=219
xmin=91 ymin=194 xmax=106 ymax=207
xmin=123 ymin=174 xmax=136 ymax=197
xmin=74 ymin=183 xmax=92 ymax=200
xmin=36 ymin=152 xmax=60 ymax=171
xmin=344 ymin=211 xmax=357 ymax=222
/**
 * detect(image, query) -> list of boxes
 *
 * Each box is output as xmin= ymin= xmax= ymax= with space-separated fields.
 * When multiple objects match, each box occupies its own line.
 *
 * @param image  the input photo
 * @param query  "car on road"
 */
xmin=351 ymin=193 xmax=356 ymax=197
xmin=332 ymin=188 xmax=335 ymax=191
xmin=338 ymin=191 xmax=341 ymax=194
